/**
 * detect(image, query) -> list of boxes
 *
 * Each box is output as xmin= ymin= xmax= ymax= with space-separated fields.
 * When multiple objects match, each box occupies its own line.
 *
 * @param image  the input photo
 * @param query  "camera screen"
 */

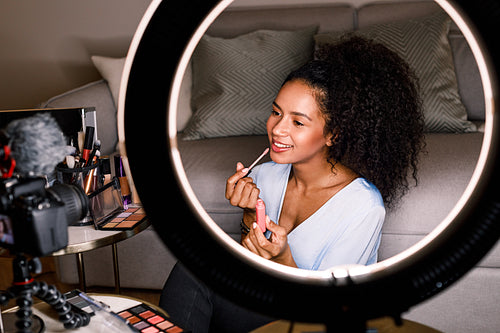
xmin=0 ymin=214 xmax=15 ymax=246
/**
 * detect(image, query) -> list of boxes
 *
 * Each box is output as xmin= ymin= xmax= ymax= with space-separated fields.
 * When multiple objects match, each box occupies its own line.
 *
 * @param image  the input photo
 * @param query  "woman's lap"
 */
xmin=159 ymin=263 xmax=274 ymax=333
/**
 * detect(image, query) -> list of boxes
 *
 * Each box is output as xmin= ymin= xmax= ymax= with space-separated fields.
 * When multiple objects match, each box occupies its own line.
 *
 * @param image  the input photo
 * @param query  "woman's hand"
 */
xmin=242 ymin=216 xmax=297 ymax=267
xmin=225 ymin=162 xmax=260 ymax=209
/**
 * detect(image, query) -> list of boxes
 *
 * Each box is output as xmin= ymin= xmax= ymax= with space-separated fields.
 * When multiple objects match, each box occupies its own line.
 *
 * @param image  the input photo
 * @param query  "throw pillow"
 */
xmin=183 ymin=26 xmax=318 ymax=140
xmin=91 ymin=55 xmax=193 ymax=131
xmin=315 ymin=11 xmax=476 ymax=133
xmin=91 ymin=56 xmax=126 ymax=108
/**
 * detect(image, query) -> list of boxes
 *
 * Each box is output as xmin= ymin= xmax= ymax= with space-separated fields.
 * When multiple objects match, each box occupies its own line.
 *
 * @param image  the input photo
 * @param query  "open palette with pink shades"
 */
xmin=97 ymin=206 xmax=147 ymax=230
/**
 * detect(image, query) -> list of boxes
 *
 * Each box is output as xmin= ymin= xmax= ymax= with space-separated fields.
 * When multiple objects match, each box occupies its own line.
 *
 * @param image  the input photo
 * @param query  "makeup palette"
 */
xmin=88 ymin=177 xmax=147 ymax=230
xmin=64 ymin=289 xmax=95 ymax=316
xmin=118 ymin=304 xmax=185 ymax=332
xmin=97 ymin=206 xmax=147 ymax=230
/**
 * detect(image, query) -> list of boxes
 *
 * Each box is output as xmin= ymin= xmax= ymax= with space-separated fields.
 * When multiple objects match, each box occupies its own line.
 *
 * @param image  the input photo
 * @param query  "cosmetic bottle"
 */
xmin=114 ymin=155 xmax=132 ymax=208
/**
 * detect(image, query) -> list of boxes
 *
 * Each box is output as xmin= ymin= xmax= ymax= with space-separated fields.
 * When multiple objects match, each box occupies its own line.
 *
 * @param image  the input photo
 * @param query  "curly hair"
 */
xmin=284 ymin=36 xmax=425 ymax=208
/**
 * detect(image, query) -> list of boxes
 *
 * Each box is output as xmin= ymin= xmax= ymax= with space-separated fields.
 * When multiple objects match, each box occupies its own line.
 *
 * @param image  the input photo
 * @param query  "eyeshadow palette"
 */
xmin=98 ymin=206 xmax=147 ymax=230
xmin=64 ymin=289 xmax=95 ymax=316
xmin=89 ymin=177 xmax=147 ymax=230
xmin=118 ymin=303 xmax=185 ymax=332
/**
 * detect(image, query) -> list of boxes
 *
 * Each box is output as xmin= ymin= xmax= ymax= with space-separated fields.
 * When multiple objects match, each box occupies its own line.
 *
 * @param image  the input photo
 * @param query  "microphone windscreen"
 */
xmin=6 ymin=113 xmax=73 ymax=176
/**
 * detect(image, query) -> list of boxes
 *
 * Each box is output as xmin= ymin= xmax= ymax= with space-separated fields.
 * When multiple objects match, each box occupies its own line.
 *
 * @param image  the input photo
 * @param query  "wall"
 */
xmin=0 ymin=0 xmax=421 ymax=110
xmin=0 ymin=0 xmax=151 ymax=109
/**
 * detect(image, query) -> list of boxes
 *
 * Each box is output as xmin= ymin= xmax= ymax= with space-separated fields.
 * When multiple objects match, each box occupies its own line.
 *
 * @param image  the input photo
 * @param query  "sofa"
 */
xmin=40 ymin=1 xmax=499 ymax=332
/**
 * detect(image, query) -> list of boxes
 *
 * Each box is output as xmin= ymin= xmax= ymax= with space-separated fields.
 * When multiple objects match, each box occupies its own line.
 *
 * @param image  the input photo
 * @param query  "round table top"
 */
xmin=50 ymin=219 xmax=150 ymax=256
xmin=2 ymin=293 xmax=175 ymax=333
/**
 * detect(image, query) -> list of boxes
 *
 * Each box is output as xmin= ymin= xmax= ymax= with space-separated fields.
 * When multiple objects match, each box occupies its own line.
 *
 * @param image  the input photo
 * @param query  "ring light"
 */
xmin=119 ymin=0 xmax=500 ymax=328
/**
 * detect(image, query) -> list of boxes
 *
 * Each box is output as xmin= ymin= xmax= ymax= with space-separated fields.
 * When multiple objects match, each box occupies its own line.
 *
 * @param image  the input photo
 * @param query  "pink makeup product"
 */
xmin=256 ymin=199 xmax=266 ymax=233
xmin=247 ymin=147 xmax=269 ymax=172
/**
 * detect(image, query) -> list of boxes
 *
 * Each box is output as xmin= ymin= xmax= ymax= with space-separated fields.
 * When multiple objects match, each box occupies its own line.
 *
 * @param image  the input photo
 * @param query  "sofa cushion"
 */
xmin=380 ymin=132 xmax=484 ymax=260
xmin=178 ymin=132 xmax=485 ymax=263
xmin=316 ymin=11 xmax=477 ymax=133
xmin=404 ymin=266 xmax=500 ymax=333
xmin=182 ymin=26 xmax=318 ymax=140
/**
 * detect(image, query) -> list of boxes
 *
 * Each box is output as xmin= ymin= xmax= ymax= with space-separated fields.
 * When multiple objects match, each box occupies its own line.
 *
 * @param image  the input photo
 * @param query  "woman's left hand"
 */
xmin=241 ymin=217 xmax=297 ymax=267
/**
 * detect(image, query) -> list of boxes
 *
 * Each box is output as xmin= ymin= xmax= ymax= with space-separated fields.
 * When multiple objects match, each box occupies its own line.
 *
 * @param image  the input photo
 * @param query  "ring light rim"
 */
xmin=120 ymin=0 xmax=500 ymax=322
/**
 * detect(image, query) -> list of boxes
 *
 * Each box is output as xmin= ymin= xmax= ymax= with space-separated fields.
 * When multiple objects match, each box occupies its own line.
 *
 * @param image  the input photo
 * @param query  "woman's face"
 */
xmin=266 ymin=80 xmax=332 ymax=166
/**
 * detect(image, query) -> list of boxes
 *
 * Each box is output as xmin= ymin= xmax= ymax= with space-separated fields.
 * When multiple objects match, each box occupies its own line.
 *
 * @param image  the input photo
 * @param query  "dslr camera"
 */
xmin=0 ymin=176 xmax=88 ymax=256
xmin=0 ymin=114 xmax=89 ymax=257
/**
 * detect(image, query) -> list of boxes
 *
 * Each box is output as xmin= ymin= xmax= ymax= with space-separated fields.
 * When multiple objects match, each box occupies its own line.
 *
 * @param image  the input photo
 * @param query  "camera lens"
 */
xmin=48 ymin=184 xmax=89 ymax=224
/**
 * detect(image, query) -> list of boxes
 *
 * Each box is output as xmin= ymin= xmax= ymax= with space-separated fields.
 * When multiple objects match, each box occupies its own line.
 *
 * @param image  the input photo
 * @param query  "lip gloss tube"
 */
xmin=114 ymin=155 xmax=131 ymax=208
xmin=256 ymin=199 xmax=266 ymax=233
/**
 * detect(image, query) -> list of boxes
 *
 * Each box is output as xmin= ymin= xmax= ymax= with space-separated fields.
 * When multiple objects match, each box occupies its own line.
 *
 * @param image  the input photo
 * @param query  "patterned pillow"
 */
xmin=315 ymin=12 xmax=476 ymax=133
xmin=183 ymin=27 xmax=317 ymax=140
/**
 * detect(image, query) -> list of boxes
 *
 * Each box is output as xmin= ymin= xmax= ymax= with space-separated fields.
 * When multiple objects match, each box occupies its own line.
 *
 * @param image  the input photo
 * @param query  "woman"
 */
xmin=160 ymin=36 xmax=425 ymax=332
xmin=0 ymin=215 xmax=14 ymax=245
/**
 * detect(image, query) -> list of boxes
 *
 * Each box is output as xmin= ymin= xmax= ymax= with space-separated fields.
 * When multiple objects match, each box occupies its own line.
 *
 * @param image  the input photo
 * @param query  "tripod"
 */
xmin=0 ymin=253 xmax=90 ymax=333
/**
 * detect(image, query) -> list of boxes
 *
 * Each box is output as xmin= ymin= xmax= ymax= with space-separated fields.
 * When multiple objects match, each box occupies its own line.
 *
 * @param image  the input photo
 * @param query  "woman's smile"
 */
xmin=271 ymin=140 xmax=294 ymax=152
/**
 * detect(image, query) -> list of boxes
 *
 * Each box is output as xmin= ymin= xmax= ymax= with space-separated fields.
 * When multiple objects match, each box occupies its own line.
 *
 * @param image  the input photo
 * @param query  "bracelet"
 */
xmin=240 ymin=219 xmax=250 ymax=235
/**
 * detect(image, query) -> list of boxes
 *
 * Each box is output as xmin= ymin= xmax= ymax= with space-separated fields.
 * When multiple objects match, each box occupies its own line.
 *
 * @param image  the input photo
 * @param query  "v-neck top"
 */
xmin=250 ymin=162 xmax=385 ymax=270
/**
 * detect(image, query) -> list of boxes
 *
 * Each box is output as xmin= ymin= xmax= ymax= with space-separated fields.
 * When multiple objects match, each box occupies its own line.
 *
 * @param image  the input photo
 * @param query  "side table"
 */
xmin=50 ymin=218 xmax=150 ymax=294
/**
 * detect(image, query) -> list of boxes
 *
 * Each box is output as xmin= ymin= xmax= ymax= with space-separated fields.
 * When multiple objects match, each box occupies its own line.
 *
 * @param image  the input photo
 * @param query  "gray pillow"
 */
xmin=315 ymin=12 xmax=476 ymax=133
xmin=183 ymin=26 xmax=317 ymax=140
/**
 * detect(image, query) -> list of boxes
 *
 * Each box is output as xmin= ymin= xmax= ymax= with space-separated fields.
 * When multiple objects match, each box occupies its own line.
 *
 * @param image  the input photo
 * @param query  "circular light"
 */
xmin=119 ymin=0 xmax=500 ymax=325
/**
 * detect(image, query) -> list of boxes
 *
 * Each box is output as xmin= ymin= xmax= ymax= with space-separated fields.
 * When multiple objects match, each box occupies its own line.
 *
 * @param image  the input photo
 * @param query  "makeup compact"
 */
xmin=64 ymin=289 xmax=96 ymax=316
xmin=117 ymin=304 xmax=185 ymax=333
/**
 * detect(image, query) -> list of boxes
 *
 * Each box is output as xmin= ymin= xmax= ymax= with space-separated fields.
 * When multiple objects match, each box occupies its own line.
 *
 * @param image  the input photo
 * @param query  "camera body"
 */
xmin=0 ymin=176 xmax=88 ymax=256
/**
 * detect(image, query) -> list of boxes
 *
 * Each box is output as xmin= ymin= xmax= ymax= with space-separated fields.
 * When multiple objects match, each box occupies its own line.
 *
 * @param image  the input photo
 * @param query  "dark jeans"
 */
xmin=159 ymin=263 xmax=274 ymax=333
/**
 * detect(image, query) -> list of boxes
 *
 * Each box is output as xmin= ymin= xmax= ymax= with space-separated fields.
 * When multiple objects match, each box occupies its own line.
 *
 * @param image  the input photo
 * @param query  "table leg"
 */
xmin=112 ymin=243 xmax=121 ymax=294
xmin=76 ymin=252 xmax=86 ymax=292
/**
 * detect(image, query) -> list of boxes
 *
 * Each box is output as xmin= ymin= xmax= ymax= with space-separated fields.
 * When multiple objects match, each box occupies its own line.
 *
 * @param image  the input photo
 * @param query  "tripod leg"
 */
xmin=7 ymin=255 xmax=89 ymax=332
xmin=14 ymin=289 xmax=33 ymax=333
xmin=32 ymin=281 xmax=90 ymax=329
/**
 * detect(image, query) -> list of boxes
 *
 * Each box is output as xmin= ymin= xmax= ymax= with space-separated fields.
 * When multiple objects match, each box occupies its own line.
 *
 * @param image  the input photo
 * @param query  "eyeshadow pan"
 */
xmin=128 ymin=316 xmax=141 ymax=324
xmin=130 ymin=305 xmax=147 ymax=314
xmin=156 ymin=320 xmax=174 ymax=330
xmin=139 ymin=310 xmax=155 ymax=319
xmin=134 ymin=321 xmax=150 ymax=330
xmin=111 ymin=217 xmax=125 ymax=222
xmin=147 ymin=315 xmax=164 ymax=325
xmin=118 ymin=311 xmax=132 ymax=319
xmin=117 ymin=212 xmax=131 ymax=218
xmin=102 ymin=222 xmax=119 ymax=228
xmin=125 ymin=213 xmax=146 ymax=221
xmin=116 ymin=220 xmax=139 ymax=228
xmin=142 ymin=327 xmax=160 ymax=333
xmin=166 ymin=326 xmax=183 ymax=333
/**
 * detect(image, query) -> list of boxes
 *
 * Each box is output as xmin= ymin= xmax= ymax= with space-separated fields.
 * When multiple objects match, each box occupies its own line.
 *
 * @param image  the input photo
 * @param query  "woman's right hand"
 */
xmin=225 ymin=162 xmax=260 ymax=210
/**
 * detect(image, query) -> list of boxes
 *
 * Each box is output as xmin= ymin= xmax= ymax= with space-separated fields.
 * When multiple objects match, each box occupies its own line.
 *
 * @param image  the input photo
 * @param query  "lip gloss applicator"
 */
xmin=246 ymin=147 xmax=269 ymax=173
